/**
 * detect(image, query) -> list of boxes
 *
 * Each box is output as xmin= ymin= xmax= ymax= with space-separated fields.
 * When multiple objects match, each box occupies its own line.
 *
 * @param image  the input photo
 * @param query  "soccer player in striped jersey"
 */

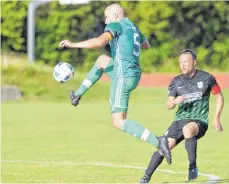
xmin=59 ymin=3 xmax=171 ymax=164
xmin=140 ymin=49 xmax=224 ymax=183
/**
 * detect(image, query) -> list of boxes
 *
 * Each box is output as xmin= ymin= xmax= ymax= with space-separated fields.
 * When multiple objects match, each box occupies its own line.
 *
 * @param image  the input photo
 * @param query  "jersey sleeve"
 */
xmin=209 ymin=74 xmax=221 ymax=95
xmin=104 ymin=22 xmax=123 ymax=38
xmin=168 ymin=78 xmax=178 ymax=97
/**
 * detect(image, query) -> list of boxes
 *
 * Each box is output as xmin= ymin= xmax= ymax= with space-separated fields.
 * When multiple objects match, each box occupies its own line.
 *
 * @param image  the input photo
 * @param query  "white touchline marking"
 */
xmin=1 ymin=160 xmax=220 ymax=182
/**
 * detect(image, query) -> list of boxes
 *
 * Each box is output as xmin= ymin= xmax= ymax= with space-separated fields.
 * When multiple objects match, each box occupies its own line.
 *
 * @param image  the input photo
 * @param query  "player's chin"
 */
xmin=181 ymin=70 xmax=188 ymax=74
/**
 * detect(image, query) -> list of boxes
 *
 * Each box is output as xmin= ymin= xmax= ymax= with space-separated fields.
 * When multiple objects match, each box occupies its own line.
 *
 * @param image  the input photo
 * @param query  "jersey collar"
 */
xmin=184 ymin=69 xmax=198 ymax=79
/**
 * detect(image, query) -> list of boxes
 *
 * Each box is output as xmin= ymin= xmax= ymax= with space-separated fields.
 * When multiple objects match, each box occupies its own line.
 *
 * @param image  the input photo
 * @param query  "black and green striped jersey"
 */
xmin=104 ymin=18 xmax=146 ymax=78
xmin=168 ymin=70 xmax=218 ymax=125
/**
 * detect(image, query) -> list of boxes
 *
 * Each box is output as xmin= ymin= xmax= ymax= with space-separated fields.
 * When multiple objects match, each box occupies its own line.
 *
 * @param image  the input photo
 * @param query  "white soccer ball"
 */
xmin=53 ymin=62 xmax=74 ymax=83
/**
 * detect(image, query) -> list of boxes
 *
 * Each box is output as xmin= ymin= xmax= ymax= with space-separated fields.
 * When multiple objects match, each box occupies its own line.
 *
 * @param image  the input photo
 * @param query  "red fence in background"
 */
xmin=102 ymin=74 xmax=229 ymax=89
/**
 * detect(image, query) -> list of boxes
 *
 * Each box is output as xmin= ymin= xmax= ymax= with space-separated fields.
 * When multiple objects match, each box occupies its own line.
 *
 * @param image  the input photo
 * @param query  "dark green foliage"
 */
xmin=1 ymin=1 xmax=229 ymax=72
xmin=1 ymin=1 xmax=28 ymax=52
xmin=169 ymin=2 xmax=229 ymax=70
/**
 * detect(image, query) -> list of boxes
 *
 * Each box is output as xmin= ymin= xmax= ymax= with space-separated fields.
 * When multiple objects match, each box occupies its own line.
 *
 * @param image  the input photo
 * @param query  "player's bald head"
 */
xmin=105 ymin=3 xmax=125 ymax=19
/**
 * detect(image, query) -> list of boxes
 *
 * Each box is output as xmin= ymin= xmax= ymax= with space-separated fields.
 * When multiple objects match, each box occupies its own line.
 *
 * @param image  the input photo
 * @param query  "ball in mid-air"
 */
xmin=53 ymin=62 xmax=74 ymax=83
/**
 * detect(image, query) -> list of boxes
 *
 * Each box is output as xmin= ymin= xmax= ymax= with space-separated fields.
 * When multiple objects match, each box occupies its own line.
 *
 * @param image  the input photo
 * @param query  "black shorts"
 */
xmin=164 ymin=119 xmax=208 ymax=142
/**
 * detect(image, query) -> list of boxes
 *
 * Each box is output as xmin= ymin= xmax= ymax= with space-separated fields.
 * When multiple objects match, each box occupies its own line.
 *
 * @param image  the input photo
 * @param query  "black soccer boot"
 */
xmin=139 ymin=174 xmax=151 ymax=184
xmin=69 ymin=91 xmax=81 ymax=106
xmin=188 ymin=167 xmax=198 ymax=181
xmin=157 ymin=136 xmax=172 ymax=165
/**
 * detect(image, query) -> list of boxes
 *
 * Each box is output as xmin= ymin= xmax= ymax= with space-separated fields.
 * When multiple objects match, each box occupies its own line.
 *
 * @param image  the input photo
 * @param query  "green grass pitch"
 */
xmin=2 ymin=87 xmax=229 ymax=183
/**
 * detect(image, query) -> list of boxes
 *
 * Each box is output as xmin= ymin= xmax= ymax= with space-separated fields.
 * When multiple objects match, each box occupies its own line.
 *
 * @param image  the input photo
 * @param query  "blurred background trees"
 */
xmin=1 ymin=1 xmax=229 ymax=72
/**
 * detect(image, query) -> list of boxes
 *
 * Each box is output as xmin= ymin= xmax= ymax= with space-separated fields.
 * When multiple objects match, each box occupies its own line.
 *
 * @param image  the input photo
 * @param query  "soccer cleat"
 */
xmin=157 ymin=136 xmax=172 ymax=165
xmin=188 ymin=168 xmax=198 ymax=181
xmin=69 ymin=91 xmax=81 ymax=106
xmin=139 ymin=174 xmax=151 ymax=184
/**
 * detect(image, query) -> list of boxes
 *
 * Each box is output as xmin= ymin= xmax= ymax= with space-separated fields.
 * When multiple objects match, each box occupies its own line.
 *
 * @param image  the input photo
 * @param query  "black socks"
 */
xmin=185 ymin=136 xmax=197 ymax=169
xmin=145 ymin=151 xmax=164 ymax=176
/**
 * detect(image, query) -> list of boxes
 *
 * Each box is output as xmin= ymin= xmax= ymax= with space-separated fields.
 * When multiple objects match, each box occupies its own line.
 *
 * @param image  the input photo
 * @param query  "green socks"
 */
xmin=122 ymin=119 xmax=159 ymax=147
xmin=74 ymin=63 xmax=103 ymax=96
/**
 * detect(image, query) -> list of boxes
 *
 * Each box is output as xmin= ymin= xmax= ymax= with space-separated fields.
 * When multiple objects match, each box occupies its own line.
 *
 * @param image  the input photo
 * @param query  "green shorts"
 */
xmin=109 ymin=75 xmax=141 ymax=113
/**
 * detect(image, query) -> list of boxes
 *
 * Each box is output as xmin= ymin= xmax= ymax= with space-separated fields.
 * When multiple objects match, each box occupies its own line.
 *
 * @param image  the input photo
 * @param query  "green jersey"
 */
xmin=168 ymin=70 xmax=219 ymax=125
xmin=104 ymin=18 xmax=146 ymax=78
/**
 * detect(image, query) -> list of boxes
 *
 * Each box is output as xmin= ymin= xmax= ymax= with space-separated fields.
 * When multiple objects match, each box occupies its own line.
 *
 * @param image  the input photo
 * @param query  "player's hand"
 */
xmin=59 ymin=40 xmax=73 ymax=48
xmin=174 ymin=96 xmax=185 ymax=105
xmin=213 ymin=119 xmax=223 ymax=132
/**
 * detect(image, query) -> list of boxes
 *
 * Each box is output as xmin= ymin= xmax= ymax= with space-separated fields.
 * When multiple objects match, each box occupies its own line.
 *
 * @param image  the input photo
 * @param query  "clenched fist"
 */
xmin=59 ymin=40 xmax=73 ymax=48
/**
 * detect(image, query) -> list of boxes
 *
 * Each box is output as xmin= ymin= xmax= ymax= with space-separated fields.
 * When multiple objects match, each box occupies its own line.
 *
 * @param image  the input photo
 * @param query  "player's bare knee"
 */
xmin=112 ymin=118 xmax=123 ymax=129
xmin=112 ymin=115 xmax=126 ymax=130
xmin=183 ymin=122 xmax=199 ymax=138
xmin=183 ymin=127 xmax=197 ymax=139
xmin=183 ymin=127 xmax=192 ymax=138
xmin=96 ymin=55 xmax=111 ymax=69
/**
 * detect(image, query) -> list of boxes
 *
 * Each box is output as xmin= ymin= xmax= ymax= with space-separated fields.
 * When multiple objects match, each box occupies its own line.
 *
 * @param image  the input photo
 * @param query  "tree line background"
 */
xmin=1 ymin=1 xmax=229 ymax=72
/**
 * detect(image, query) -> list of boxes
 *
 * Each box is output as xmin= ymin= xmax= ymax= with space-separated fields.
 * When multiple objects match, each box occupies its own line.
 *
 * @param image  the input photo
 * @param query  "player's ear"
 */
xmin=193 ymin=59 xmax=197 ymax=66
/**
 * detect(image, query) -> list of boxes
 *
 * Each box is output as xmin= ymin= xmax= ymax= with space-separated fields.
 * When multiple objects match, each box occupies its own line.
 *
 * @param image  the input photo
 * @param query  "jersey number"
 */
xmin=133 ymin=33 xmax=140 ymax=57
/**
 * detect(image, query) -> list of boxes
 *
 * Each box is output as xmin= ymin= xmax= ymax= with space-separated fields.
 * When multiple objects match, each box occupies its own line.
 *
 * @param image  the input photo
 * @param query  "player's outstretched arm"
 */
xmin=59 ymin=32 xmax=112 ymax=49
xmin=213 ymin=92 xmax=224 ymax=132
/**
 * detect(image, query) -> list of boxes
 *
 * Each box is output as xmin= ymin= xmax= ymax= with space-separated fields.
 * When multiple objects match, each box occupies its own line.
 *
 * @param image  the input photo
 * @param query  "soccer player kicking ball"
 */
xmin=140 ymin=49 xmax=224 ymax=183
xmin=59 ymin=3 xmax=172 ymax=164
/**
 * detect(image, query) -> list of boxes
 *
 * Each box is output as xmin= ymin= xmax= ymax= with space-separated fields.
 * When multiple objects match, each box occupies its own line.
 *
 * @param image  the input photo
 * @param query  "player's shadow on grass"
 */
xmin=161 ymin=178 xmax=229 ymax=184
